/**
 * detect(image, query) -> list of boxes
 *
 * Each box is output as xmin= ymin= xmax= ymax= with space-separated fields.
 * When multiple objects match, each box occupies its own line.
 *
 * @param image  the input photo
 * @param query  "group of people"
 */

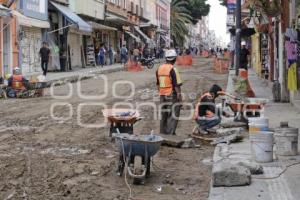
xmin=156 ymin=49 xmax=230 ymax=135
xmin=96 ymin=44 xmax=116 ymax=67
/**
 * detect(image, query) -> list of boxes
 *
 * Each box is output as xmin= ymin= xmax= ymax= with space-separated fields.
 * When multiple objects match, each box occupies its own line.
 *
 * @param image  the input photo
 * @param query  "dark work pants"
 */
xmin=160 ymin=94 xmax=181 ymax=135
xmin=41 ymin=61 xmax=48 ymax=76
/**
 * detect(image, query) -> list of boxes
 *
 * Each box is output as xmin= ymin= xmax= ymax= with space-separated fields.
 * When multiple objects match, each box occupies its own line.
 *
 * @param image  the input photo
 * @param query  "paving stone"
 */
xmin=212 ymin=161 xmax=251 ymax=187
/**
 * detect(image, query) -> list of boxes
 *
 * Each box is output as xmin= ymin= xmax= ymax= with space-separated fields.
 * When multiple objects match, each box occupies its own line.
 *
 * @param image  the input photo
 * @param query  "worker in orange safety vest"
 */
xmin=7 ymin=67 xmax=28 ymax=98
xmin=156 ymin=49 xmax=183 ymax=135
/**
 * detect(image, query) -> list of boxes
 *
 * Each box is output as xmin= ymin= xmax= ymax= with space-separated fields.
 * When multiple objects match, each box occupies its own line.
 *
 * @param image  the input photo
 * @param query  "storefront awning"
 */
xmin=125 ymin=31 xmax=141 ymax=43
xmin=134 ymin=26 xmax=151 ymax=43
xmin=140 ymin=22 xmax=158 ymax=28
xmin=12 ymin=10 xmax=50 ymax=28
xmin=106 ymin=13 xmax=134 ymax=26
xmin=0 ymin=4 xmax=11 ymax=17
xmin=88 ymin=21 xmax=117 ymax=31
xmin=50 ymin=1 xmax=92 ymax=33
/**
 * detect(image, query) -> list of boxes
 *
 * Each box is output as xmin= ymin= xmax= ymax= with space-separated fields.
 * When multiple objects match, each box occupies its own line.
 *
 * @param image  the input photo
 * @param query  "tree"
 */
xmin=170 ymin=0 xmax=192 ymax=47
xmin=187 ymin=0 xmax=211 ymax=24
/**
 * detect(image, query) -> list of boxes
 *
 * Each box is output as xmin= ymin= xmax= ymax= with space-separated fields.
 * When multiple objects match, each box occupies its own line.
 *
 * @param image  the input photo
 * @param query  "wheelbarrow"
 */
xmin=102 ymin=109 xmax=142 ymax=137
xmin=227 ymin=101 xmax=264 ymax=123
xmin=114 ymin=132 xmax=164 ymax=184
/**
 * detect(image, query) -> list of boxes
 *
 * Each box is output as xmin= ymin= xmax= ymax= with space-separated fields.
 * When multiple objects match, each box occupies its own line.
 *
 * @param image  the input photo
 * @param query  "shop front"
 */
xmin=13 ymin=0 xmax=49 ymax=76
xmin=48 ymin=1 xmax=92 ymax=70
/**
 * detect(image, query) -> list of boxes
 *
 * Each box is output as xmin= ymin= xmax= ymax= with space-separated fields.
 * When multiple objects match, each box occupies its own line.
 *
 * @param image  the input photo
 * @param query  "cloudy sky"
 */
xmin=208 ymin=0 xmax=230 ymax=45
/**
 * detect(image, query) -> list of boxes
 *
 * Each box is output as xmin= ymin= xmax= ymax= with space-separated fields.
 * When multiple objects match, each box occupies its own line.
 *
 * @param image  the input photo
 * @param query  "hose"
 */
xmin=253 ymin=161 xmax=300 ymax=180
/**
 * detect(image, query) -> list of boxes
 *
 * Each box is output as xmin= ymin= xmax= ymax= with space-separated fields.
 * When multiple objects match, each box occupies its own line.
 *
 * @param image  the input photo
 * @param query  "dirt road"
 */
xmin=0 ymin=57 xmax=228 ymax=200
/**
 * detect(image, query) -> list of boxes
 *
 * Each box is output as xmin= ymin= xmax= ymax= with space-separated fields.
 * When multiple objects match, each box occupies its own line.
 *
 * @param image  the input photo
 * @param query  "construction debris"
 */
xmin=181 ymin=138 xmax=200 ymax=148
xmin=212 ymin=161 xmax=251 ymax=187
xmin=211 ymin=133 xmax=244 ymax=145
xmin=216 ymin=127 xmax=245 ymax=136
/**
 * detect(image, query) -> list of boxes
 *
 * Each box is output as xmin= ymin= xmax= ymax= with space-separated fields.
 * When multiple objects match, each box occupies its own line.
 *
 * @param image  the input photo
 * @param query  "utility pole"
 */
xmin=235 ymin=0 xmax=241 ymax=76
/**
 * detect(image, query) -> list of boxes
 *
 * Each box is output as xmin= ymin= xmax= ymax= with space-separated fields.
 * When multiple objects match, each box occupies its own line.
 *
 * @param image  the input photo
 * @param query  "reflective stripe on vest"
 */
xmin=12 ymin=75 xmax=25 ymax=90
xmin=174 ymin=67 xmax=182 ymax=85
xmin=157 ymin=64 xmax=173 ymax=95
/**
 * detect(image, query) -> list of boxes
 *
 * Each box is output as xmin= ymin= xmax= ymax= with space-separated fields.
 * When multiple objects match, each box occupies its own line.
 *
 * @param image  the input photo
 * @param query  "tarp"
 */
xmin=12 ymin=10 xmax=50 ymax=28
xmin=50 ymin=1 xmax=92 ymax=33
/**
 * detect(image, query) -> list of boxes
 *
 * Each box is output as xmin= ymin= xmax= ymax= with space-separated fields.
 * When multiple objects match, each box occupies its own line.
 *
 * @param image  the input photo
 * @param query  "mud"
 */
xmin=0 ymin=57 xmax=228 ymax=200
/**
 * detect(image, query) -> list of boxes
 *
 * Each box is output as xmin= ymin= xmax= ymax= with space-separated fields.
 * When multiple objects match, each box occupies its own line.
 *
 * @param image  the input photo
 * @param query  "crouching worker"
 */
xmin=193 ymin=84 xmax=225 ymax=134
xmin=7 ymin=67 xmax=29 ymax=98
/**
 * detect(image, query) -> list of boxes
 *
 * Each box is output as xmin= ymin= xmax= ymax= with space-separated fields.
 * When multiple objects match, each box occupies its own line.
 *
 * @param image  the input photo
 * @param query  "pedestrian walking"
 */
xmin=240 ymin=41 xmax=250 ymax=70
xmin=39 ymin=42 xmax=50 ymax=76
xmin=133 ymin=47 xmax=140 ymax=62
xmin=120 ymin=45 xmax=128 ymax=64
xmin=156 ymin=49 xmax=183 ymax=135
xmin=98 ymin=45 xmax=106 ymax=67
xmin=108 ymin=45 xmax=114 ymax=65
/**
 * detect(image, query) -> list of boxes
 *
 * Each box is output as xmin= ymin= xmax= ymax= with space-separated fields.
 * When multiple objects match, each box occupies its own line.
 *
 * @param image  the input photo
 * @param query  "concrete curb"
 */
xmin=45 ymin=66 xmax=125 ymax=88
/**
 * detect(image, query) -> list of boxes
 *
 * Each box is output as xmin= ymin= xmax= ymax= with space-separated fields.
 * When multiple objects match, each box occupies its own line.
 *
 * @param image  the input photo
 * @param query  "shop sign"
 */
xmin=20 ymin=0 xmax=48 ymax=21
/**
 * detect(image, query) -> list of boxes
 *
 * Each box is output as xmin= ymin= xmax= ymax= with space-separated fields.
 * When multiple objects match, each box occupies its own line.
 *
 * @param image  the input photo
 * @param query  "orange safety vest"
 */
xmin=200 ymin=92 xmax=215 ymax=118
xmin=12 ymin=75 xmax=25 ymax=91
xmin=157 ymin=64 xmax=174 ymax=96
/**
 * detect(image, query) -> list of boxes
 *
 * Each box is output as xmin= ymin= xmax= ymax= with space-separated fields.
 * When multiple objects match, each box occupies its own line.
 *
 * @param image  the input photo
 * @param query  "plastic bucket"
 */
xmin=250 ymin=132 xmax=274 ymax=163
xmin=274 ymin=124 xmax=298 ymax=156
xmin=248 ymin=118 xmax=269 ymax=134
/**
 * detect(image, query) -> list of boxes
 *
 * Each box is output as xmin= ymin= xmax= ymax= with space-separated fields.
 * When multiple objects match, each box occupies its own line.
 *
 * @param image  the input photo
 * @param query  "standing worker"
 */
xmin=39 ymin=42 xmax=51 ymax=76
xmin=156 ymin=49 xmax=183 ymax=135
xmin=240 ymin=41 xmax=250 ymax=70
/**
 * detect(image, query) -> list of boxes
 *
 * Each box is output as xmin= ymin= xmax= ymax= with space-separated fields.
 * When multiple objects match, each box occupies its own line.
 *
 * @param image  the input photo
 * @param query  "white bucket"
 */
xmin=248 ymin=118 xmax=269 ymax=134
xmin=274 ymin=123 xmax=298 ymax=156
xmin=250 ymin=132 xmax=274 ymax=163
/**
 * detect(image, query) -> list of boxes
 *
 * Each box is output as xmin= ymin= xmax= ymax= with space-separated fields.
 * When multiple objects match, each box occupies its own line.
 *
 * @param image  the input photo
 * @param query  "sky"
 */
xmin=208 ymin=0 xmax=230 ymax=45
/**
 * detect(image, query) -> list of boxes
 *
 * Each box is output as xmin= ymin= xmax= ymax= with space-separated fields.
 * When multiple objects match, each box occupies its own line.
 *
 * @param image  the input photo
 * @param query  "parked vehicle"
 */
xmin=139 ymin=57 xmax=155 ymax=69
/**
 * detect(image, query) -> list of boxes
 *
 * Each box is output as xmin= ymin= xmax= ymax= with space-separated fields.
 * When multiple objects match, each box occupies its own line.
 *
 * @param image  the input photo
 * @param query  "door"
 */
xmin=3 ymin=24 xmax=11 ymax=76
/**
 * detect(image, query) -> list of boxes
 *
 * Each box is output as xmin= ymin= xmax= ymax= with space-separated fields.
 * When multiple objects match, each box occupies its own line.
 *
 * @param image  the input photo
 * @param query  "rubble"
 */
xmin=212 ymin=161 xmax=251 ymax=187
xmin=236 ymin=161 xmax=264 ymax=175
xmin=181 ymin=138 xmax=200 ymax=148
xmin=215 ymin=127 xmax=245 ymax=136
xmin=211 ymin=133 xmax=244 ymax=145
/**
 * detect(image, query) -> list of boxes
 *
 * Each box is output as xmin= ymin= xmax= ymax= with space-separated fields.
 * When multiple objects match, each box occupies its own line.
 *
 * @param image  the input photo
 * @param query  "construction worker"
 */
xmin=193 ymin=84 xmax=225 ymax=134
xmin=7 ymin=67 xmax=29 ymax=98
xmin=156 ymin=49 xmax=183 ymax=135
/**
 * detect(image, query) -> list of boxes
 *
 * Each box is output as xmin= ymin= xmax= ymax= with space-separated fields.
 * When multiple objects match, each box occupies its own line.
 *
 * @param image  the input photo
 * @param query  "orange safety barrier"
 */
xmin=202 ymin=50 xmax=210 ymax=58
xmin=224 ymin=51 xmax=231 ymax=59
xmin=176 ymin=55 xmax=193 ymax=66
xmin=125 ymin=60 xmax=143 ymax=72
xmin=239 ymin=69 xmax=248 ymax=79
xmin=247 ymin=79 xmax=256 ymax=97
xmin=213 ymin=58 xmax=229 ymax=74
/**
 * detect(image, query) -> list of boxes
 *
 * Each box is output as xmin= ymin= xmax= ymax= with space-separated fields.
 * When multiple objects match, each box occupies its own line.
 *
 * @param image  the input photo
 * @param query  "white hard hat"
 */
xmin=165 ymin=49 xmax=177 ymax=61
xmin=241 ymin=41 xmax=246 ymax=46
xmin=13 ymin=67 xmax=21 ymax=73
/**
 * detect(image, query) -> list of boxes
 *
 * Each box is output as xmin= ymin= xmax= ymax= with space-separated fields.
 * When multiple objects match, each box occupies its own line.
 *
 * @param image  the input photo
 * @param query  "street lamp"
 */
xmin=235 ymin=0 xmax=241 ymax=76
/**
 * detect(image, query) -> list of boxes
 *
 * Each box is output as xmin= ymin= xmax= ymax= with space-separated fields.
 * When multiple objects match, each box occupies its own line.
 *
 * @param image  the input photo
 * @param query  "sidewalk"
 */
xmin=209 ymin=69 xmax=300 ymax=200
